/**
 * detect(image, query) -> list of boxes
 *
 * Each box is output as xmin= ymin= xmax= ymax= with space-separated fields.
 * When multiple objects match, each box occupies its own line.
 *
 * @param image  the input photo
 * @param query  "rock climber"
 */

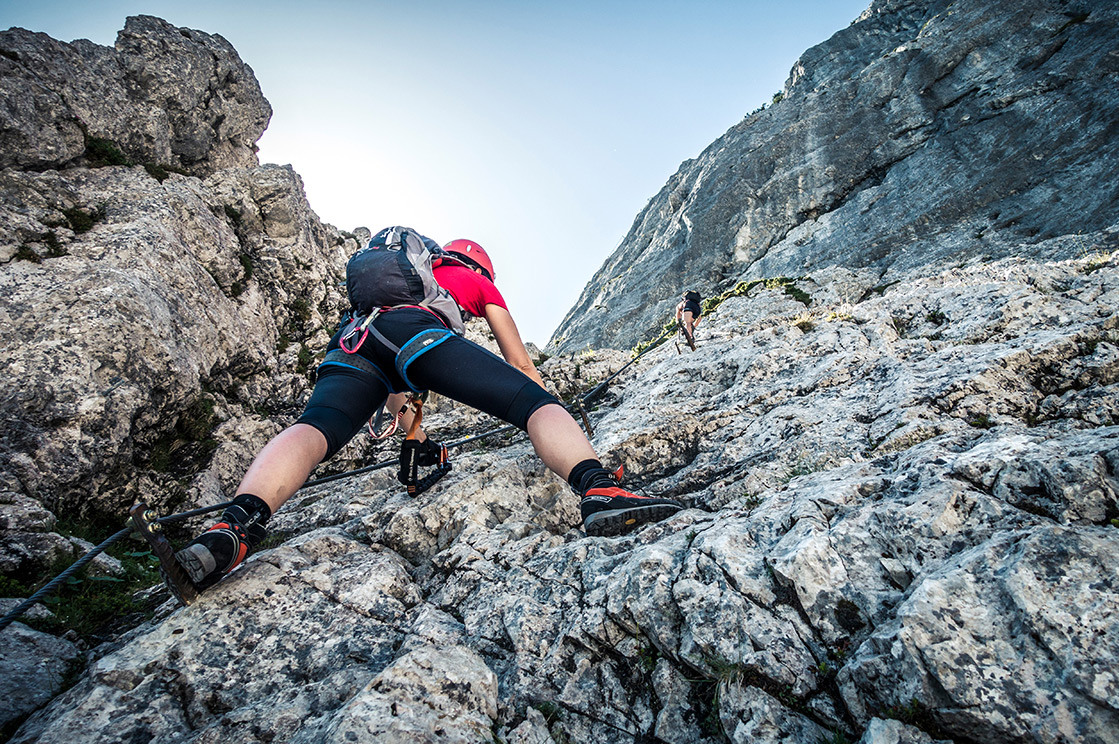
xmin=675 ymin=290 xmax=703 ymax=350
xmin=170 ymin=229 xmax=684 ymax=594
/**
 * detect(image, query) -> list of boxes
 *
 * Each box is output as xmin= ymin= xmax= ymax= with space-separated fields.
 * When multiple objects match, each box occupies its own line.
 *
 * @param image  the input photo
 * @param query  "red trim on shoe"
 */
xmin=207 ymin=521 xmax=250 ymax=572
xmin=584 ymin=487 xmax=653 ymax=500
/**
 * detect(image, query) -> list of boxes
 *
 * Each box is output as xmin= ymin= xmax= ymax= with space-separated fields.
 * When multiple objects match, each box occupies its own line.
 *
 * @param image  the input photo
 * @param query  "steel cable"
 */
xmin=0 ymin=502 xmax=232 ymax=632
xmin=1 ymin=332 xmax=668 ymax=632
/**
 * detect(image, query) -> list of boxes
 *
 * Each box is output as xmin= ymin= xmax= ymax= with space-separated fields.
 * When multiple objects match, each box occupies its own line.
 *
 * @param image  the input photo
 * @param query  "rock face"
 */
xmin=9 ymin=250 xmax=1118 ymax=744
xmin=0 ymin=19 xmax=356 ymax=582
xmin=0 ymin=15 xmax=270 ymax=176
xmin=0 ymin=620 xmax=80 ymax=731
xmin=4 ymin=6 xmax=1119 ymax=744
xmin=549 ymin=0 xmax=1119 ymax=353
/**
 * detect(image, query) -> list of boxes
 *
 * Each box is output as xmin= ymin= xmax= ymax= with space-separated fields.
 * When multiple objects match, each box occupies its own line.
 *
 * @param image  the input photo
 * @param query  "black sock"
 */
xmin=567 ymin=459 xmax=616 ymax=495
xmin=225 ymin=493 xmax=272 ymax=528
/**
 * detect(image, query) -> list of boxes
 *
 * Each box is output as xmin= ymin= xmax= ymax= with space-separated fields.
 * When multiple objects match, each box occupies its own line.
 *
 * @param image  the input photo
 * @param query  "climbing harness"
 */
xmin=368 ymin=396 xmax=412 ymax=440
xmin=339 ymin=312 xmax=456 ymax=394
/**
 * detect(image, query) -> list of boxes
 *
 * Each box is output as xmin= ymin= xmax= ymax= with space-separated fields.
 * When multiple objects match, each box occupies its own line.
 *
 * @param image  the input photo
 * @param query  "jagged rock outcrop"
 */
xmin=0 ymin=162 xmax=356 ymax=564
xmin=550 ymin=0 xmax=1119 ymax=352
xmin=8 ymin=248 xmax=1117 ymax=743
xmin=0 ymin=15 xmax=270 ymax=176
xmin=0 ymin=19 xmax=355 ymax=584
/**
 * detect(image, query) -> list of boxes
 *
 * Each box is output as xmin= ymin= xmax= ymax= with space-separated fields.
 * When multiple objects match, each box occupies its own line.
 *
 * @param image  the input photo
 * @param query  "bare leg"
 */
xmin=525 ymin=403 xmax=597 ymax=479
xmin=529 ymin=401 xmax=683 ymax=536
xmin=683 ymin=312 xmax=698 ymax=349
xmin=236 ymin=423 xmax=329 ymax=514
xmin=170 ymin=423 xmax=328 ymax=592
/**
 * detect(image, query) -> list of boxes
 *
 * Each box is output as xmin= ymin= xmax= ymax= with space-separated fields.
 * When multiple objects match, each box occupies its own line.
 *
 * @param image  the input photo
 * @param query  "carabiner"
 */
xmin=340 ymin=312 xmax=378 ymax=354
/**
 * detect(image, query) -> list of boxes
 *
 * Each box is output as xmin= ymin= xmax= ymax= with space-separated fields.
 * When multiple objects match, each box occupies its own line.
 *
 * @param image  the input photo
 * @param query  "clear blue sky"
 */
xmin=2 ymin=0 xmax=868 ymax=345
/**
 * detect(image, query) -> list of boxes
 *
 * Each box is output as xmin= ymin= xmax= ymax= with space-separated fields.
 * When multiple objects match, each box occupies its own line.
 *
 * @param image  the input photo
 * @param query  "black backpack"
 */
xmin=345 ymin=226 xmax=466 ymax=335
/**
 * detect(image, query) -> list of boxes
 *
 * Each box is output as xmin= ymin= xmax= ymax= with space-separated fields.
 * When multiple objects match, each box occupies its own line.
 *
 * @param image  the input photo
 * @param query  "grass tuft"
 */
xmin=84 ymin=136 xmax=131 ymax=167
xmin=62 ymin=205 xmax=105 ymax=234
xmin=17 ymin=517 xmax=165 ymax=642
xmin=15 ymin=244 xmax=42 ymax=263
xmin=967 ymin=413 xmax=994 ymax=429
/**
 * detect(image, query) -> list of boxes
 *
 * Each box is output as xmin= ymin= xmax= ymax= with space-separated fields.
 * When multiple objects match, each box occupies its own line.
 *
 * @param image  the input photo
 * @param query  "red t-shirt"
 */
xmin=433 ymin=263 xmax=507 ymax=318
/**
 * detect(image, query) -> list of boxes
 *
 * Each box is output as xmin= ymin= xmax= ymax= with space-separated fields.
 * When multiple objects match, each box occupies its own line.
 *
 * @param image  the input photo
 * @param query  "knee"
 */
xmin=507 ymin=383 xmax=560 ymax=430
xmin=288 ymin=423 xmax=330 ymax=461
xmin=295 ymin=406 xmax=359 ymax=460
xmin=525 ymin=399 xmax=566 ymax=428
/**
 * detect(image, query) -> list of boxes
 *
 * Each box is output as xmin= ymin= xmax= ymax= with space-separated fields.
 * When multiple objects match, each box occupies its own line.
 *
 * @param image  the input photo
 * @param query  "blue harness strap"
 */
xmin=395 ymin=328 xmax=455 ymax=392
xmin=320 ymin=320 xmax=456 ymax=394
xmin=319 ymin=348 xmax=395 ymax=390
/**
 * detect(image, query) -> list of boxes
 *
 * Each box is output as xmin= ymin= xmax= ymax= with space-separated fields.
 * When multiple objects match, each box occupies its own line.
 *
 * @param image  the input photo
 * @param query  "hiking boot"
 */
xmin=581 ymin=487 xmax=683 ymax=537
xmin=175 ymin=511 xmax=268 ymax=591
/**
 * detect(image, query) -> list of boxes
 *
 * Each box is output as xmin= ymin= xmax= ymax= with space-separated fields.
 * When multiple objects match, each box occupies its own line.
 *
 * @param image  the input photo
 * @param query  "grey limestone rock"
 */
xmin=550 ymin=0 xmax=1119 ymax=352
xmin=718 ymin=681 xmax=830 ymax=743
xmin=0 ymin=163 xmax=349 ymax=521
xmin=9 ymin=249 xmax=1119 ymax=744
xmin=502 ymin=707 xmax=557 ymax=744
xmin=321 ymin=644 xmax=499 ymax=743
xmin=0 ymin=22 xmax=352 ymax=582
xmin=838 ymin=526 xmax=1119 ymax=743
xmin=5 ymin=6 xmax=1119 ymax=744
xmin=858 ymin=717 xmax=951 ymax=744
xmin=0 ymin=490 xmax=121 ymax=578
xmin=8 ymin=528 xmax=418 ymax=744
xmin=0 ymin=16 xmax=270 ymax=175
xmin=0 ymin=622 xmax=80 ymax=730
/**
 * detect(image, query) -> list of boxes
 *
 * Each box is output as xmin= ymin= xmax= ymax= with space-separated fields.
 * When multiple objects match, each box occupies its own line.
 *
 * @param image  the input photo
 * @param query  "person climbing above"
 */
xmin=675 ymin=290 xmax=703 ymax=350
xmin=166 ymin=227 xmax=683 ymax=596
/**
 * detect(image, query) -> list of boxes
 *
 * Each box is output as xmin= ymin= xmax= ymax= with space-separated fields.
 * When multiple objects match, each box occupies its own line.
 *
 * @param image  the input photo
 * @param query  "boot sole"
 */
xmin=175 ymin=549 xmax=209 ymax=586
xmin=583 ymin=504 xmax=682 ymax=537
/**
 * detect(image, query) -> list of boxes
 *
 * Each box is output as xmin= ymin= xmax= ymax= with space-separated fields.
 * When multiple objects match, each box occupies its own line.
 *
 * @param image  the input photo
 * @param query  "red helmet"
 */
xmin=443 ymin=238 xmax=495 ymax=282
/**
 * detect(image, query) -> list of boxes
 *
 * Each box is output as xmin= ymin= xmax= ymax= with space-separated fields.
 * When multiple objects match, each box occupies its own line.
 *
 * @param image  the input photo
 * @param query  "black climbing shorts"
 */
xmin=296 ymin=308 xmax=559 ymax=459
xmin=682 ymin=300 xmax=702 ymax=318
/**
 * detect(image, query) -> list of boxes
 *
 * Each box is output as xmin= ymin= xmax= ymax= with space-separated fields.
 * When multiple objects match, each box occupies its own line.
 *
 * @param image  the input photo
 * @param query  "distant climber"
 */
xmin=675 ymin=290 xmax=703 ymax=350
xmin=149 ymin=227 xmax=683 ymax=602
